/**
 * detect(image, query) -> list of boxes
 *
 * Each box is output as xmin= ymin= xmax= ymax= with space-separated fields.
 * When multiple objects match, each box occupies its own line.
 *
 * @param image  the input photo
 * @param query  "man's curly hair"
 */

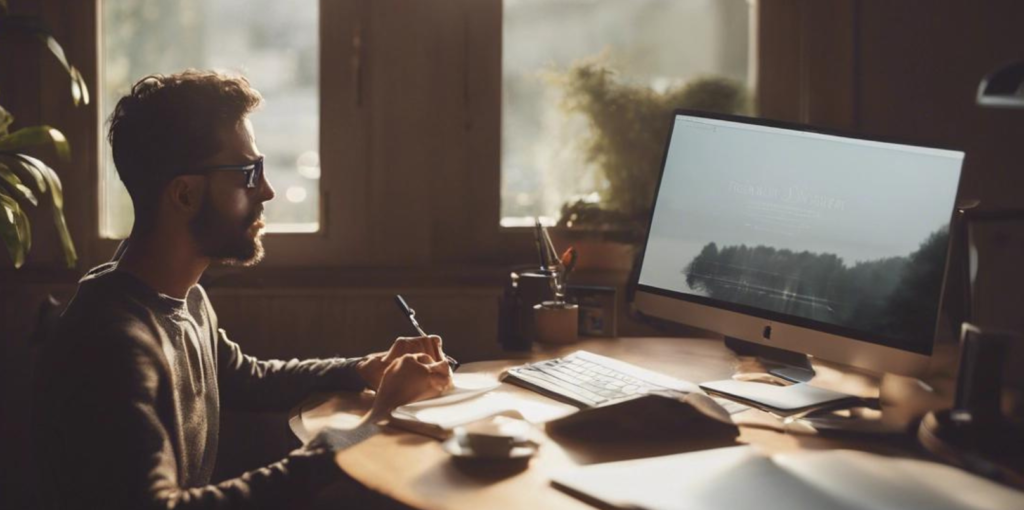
xmin=107 ymin=70 xmax=262 ymax=232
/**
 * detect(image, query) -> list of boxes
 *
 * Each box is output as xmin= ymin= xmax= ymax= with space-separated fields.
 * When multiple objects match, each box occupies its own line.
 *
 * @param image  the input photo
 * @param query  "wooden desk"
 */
xmin=291 ymin=337 xmax=920 ymax=510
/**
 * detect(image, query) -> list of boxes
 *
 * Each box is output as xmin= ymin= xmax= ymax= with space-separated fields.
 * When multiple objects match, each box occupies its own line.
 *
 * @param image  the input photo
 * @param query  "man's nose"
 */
xmin=259 ymin=173 xmax=276 ymax=202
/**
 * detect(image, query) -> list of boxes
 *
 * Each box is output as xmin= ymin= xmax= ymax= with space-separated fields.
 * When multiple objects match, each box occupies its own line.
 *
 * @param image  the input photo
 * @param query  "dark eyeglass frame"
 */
xmin=183 ymin=156 xmax=265 ymax=189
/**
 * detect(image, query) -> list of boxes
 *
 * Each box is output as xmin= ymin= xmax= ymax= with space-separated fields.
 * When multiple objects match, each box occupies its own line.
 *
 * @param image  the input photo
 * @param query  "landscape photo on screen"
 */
xmin=639 ymin=117 xmax=963 ymax=349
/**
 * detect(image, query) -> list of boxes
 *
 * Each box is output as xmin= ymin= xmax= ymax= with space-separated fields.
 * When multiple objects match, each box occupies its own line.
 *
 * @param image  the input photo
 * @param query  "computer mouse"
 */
xmin=544 ymin=391 xmax=739 ymax=442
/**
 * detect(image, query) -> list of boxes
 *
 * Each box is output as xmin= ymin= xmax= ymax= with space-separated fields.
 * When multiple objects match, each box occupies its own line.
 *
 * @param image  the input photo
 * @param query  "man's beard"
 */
xmin=189 ymin=194 xmax=265 ymax=267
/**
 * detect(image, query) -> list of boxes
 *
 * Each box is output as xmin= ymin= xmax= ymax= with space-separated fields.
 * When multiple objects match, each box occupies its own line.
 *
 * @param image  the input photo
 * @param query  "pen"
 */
xmin=541 ymin=223 xmax=561 ymax=272
xmin=534 ymin=217 xmax=549 ymax=270
xmin=539 ymin=223 xmax=565 ymax=300
xmin=560 ymin=246 xmax=578 ymax=277
xmin=394 ymin=295 xmax=460 ymax=371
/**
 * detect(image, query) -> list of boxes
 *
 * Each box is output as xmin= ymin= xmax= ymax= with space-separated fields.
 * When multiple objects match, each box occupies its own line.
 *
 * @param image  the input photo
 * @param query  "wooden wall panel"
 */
xmin=857 ymin=0 xmax=1024 ymax=208
xmin=316 ymin=0 xmax=373 ymax=266
xmin=206 ymin=287 xmax=504 ymax=363
xmin=756 ymin=0 xmax=802 ymax=122
xmin=364 ymin=0 xmax=466 ymax=266
xmin=756 ymin=0 xmax=858 ymax=129
xmin=429 ymin=0 xmax=504 ymax=264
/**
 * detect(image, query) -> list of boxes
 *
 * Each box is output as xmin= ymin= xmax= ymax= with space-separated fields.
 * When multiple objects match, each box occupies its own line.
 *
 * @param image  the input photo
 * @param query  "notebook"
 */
xmin=700 ymin=379 xmax=860 ymax=415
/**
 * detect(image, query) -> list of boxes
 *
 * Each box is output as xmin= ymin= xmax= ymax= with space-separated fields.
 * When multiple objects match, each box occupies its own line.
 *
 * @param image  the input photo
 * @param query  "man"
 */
xmin=32 ymin=70 xmax=453 ymax=509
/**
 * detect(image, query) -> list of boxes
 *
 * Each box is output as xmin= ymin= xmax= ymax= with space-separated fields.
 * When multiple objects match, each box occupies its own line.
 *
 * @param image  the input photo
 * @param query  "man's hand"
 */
xmin=356 ymin=335 xmax=448 ymax=390
xmin=312 ymin=350 xmax=452 ymax=451
xmin=368 ymin=353 xmax=453 ymax=420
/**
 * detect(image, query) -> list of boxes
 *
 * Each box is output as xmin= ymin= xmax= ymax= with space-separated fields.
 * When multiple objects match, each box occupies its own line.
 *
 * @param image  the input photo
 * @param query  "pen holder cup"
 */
xmin=516 ymin=270 xmax=557 ymax=307
xmin=534 ymin=301 xmax=579 ymax=344
xmin=499 ymin=270 xmax=558 ymax=351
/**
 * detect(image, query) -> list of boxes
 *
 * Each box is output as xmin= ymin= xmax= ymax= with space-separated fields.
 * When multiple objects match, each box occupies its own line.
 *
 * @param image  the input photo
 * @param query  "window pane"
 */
xmin=501 ymin=0 xmax=751 ymax=227
xmin=100 ymin=0 xmax=320 ymax=238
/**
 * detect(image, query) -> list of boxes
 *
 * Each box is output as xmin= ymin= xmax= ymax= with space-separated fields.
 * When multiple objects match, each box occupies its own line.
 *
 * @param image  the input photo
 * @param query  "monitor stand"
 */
xmin=724 ymin=336 xmax=815 ymax=383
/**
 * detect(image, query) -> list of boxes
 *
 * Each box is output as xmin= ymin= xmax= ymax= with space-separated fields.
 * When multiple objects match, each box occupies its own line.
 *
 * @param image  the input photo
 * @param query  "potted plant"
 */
xmin=542 ymin=58 xmax=749 ymax=273
xmin=552 ymin=58 xmax=750 ymax=242
xmin=0 ymin=4 xmax=89 ymax=268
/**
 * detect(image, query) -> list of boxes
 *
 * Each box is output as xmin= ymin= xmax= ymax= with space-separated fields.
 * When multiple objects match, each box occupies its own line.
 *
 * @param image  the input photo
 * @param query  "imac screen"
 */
xmin=638 ymin=114 xmax=964 ymax=354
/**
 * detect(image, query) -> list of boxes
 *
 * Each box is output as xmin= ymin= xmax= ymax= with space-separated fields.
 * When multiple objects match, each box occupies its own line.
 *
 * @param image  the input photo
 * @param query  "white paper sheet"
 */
xmin=552 ymin=446 xmax=1024 ymax=510
xmin=399 ymin=373 xmax=502 ymax=409
xmin=392 ymin=374 xmax=575 ymax=430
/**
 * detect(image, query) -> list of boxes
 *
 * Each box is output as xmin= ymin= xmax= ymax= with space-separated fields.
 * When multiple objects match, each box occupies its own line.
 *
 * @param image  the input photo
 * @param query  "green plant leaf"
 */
xmin=0 ymin=105 xmax=13 ymax=137
xmin=0 ymin=126 xmax=71 ymax=161
xmin=0 ymin=16 xmax=91 ymax=106
xmin=16 ymin=153 xmax=64 ymax=209
xmin=71 ymin=67 xmax=90 ymax=106
xmin=51 ymin=202 xmax=75 ymax=267
xmin=26 ymin=154 xmax=75 ymax=267
xmin=0 ymin=190 xmax=30 ymax=268
xmin=0 ymin=162 xmax=39 ymax=206
xmin=0 ymin=152 xmax=47 ymax=194
xmin=0 ymin=152 xmax=75 ymax=267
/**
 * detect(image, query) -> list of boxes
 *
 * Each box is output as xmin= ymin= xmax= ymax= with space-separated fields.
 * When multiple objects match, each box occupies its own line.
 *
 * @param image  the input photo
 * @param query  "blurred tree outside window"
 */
xmin=501 ymin=0 xmax=752 ymax=228
xmin=100 ymin=0 xmax=319 ymax=239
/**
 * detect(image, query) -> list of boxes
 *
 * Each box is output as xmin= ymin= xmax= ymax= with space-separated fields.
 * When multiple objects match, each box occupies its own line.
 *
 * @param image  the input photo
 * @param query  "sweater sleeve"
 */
xmin=215 ymin=328 xmax=368 ymax=412
xmin=51 ymin=323 xmax=342 ymax=510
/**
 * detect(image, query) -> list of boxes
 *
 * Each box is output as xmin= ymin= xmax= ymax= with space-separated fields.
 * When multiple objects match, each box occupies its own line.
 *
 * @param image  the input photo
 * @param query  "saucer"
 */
xmin=441 ymin=435 xmax=538 ymax=461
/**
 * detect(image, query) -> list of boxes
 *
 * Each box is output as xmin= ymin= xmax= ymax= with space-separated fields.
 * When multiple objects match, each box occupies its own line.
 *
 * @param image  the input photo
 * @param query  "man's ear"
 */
xmin=166 ymin=176 xmax=205 ymax=216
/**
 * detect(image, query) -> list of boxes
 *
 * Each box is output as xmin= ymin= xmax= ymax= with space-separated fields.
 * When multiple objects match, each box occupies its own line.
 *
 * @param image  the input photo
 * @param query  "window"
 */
xmin=501 ymin=0 xmax=752 ymax=227
xmin=99 ymin=0 xmax=320 ymax=238
xmin=86 ymin=0 xmax=749 ymax=268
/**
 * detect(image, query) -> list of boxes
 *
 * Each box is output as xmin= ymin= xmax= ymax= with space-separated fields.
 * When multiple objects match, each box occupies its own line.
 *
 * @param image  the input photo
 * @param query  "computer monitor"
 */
xmin=632 ymin=110 xmax=964 ymax=377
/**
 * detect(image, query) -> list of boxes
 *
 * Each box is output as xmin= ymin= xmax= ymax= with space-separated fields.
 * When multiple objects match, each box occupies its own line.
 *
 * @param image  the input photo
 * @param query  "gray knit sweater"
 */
xmin=32 ymin=263 xmax=367 ymax=509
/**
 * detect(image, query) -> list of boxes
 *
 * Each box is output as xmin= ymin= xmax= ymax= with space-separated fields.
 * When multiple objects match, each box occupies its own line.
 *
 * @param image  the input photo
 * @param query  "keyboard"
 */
xmin=504 ymin=351 xmax=701 ymax=408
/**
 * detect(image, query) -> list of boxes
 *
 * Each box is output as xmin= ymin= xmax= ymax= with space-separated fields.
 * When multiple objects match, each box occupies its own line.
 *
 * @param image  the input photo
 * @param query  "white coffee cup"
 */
xmin=453 ymin=417 xmax=531 ymax=458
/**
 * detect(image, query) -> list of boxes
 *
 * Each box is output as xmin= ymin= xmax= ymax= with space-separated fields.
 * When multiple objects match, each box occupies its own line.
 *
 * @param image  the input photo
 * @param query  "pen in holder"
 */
xmin=535 ymin=225 xmax=579 ymax=344
xmin=497 ymin=221 xmax=580 ymax=349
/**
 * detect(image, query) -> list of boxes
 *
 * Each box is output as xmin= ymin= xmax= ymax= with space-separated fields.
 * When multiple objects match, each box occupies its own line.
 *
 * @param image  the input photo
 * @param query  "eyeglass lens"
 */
xmin=248 ymin=159 xmax=264 ymax=188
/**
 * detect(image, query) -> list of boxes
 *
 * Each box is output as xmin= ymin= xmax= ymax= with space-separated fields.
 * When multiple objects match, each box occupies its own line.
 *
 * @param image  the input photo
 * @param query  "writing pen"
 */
xmin=394 ymin=295 xmax=460 ymax=371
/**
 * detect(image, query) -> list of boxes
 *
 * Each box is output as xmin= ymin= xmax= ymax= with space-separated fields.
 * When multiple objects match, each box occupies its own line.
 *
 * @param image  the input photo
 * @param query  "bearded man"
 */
xmin=32 ymin=70 xmax=453 ymax=509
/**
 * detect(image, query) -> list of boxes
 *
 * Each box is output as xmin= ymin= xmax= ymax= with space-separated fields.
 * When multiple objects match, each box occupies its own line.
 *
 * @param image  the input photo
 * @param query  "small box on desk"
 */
xmin=566 ymin=285 xmax=617 ymax=337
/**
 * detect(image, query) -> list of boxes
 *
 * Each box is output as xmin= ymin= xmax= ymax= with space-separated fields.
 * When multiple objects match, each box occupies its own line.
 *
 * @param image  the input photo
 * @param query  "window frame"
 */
xmin=52 ymin=0 xmax=772 ymax=274
xmin=78 ymin=0 xmax=525 ymax=272
xmin=87 ymin=0 xmax=352 ymax=268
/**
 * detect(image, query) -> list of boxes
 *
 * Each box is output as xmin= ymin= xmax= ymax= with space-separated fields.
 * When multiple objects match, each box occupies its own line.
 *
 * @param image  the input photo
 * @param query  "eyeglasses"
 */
xmin=184 ymin=156 xmax=265 ymax=189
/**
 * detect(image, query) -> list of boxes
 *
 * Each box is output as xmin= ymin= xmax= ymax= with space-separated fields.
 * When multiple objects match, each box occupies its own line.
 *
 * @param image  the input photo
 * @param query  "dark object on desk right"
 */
xmin=916 ymin=206 xmax=1024 ymax=488
xmin=918 ymin=323 xmax=1024 ymax=488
